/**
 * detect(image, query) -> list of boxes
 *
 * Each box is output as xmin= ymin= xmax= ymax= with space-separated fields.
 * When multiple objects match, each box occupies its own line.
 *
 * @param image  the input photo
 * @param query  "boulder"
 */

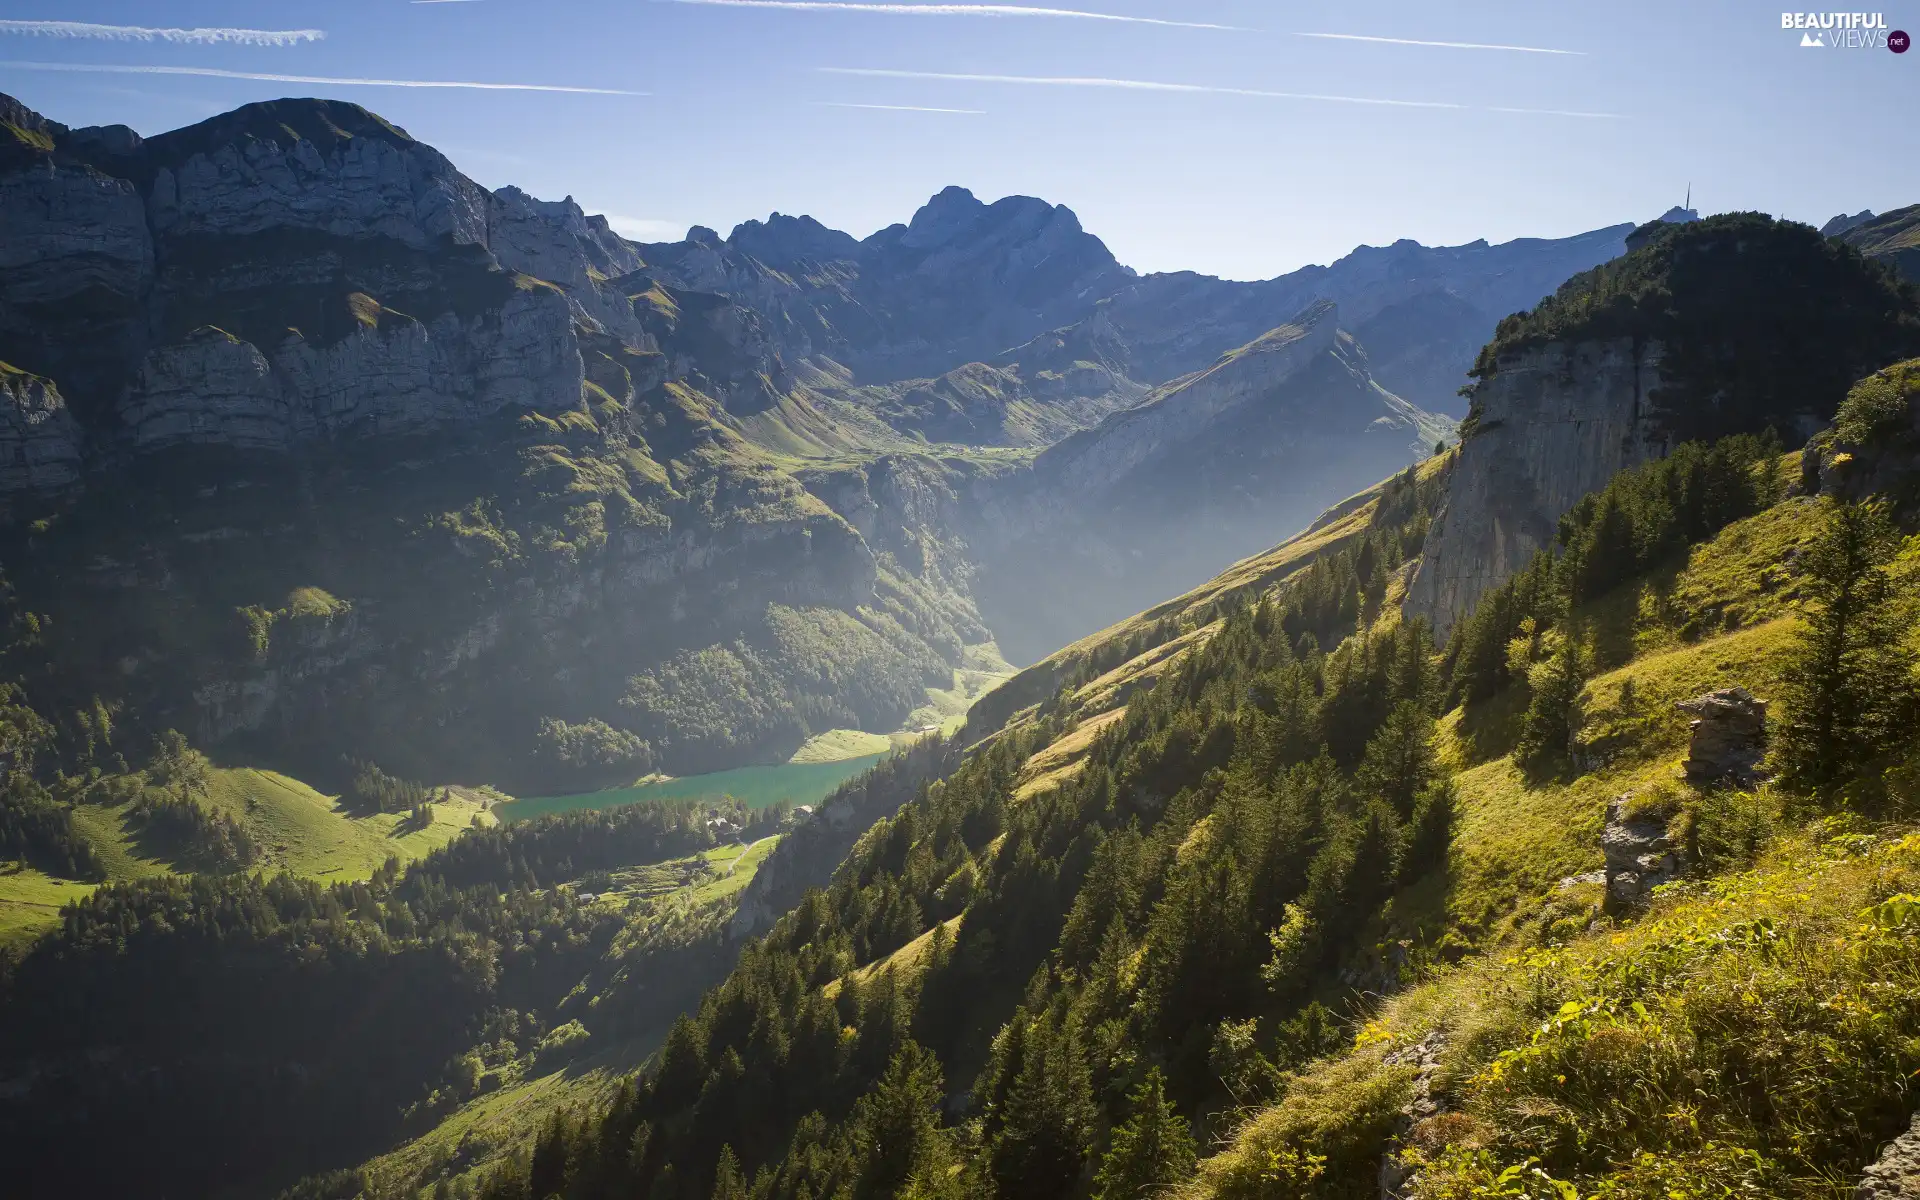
xmin=1859 ymin=1111 xmax=1920 ymax=1198
xmin=1603 ymin=793 xmax=1685 ymax=906
xmin=1677 ymin=687 xmax=1769 ymax=785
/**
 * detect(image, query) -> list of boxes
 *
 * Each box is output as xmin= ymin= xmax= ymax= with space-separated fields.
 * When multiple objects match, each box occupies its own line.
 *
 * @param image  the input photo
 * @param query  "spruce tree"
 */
xmin=989 ymin=1016 xmax=1096 ymax=1200
xmin=1779 ymin=500 xmax=1918 ymax=792
xmin=1516 ymin=633 xmax=1587 ymax=777
xmin=1355 ymin=701 xmax=1438 ymax=820
xmin=1093 ymin=1068 xmax=1197 ymax=1200
xmin=710 ymin=1146 xmax=748 ymax=1200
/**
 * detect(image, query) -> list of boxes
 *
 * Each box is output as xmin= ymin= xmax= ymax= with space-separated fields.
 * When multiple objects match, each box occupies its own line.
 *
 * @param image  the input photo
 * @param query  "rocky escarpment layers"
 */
xmin=1403 ymin=338 xmax=1666 ymax=637
xmin=119 ymin=286 xmax=581 ymax=451
xmin=0 ymin=366 xmax=81 ymax=500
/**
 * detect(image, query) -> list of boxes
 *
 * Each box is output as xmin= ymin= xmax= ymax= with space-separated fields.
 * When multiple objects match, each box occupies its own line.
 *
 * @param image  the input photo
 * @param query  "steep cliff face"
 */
xmin=0 ymin=365 xmax=82 ymax=502
xmin=1403 ymin=338 xmax=1665 ymax=636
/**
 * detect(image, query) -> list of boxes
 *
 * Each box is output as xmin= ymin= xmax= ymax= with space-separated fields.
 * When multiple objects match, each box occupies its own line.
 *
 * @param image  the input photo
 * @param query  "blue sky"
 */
xmin=1 ymin=1 xmax=1915 ymax=278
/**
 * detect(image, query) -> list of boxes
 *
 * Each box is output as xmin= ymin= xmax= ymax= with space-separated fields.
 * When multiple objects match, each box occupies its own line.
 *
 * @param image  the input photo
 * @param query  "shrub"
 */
xmin=1835 ymin=357 xmax=1920 ymax=446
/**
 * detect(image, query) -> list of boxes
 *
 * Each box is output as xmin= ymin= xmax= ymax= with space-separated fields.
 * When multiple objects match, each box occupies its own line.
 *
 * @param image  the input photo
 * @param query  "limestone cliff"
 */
xmin=0 ymin=366 xmax=81 ymax=503
xmin=1403 ymin=338 xmax=1666 ymax=637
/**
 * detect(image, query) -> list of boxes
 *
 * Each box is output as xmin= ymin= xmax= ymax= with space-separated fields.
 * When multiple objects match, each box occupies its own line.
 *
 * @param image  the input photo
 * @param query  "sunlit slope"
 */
xmin=0 ymin=766 xmax=491 ymax=946
xmin=967 ymin=453 xmax=1450 ymax=756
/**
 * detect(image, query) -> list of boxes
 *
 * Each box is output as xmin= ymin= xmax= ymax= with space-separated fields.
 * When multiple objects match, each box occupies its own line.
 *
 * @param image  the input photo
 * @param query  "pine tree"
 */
xmin=989 ymin=1016 xmax=1097 ymax=1200
xmin=1516 ymin=632 xmax=1586 ymax=777
xmin=852 ymin=1041 xmax=948 ymax=1199
xmin=1568 ymin=490 xmax=1638 ymax=602
xmin=1093 ymin=1068 xmax=1197 ymax=1200
xmin=1355 ymin=701 xmax=1438 ymax=820
xmin=1401 ymin=779 xmax=1457 ymax=881
xmin=710 ymin=1146 xmax=748 ymax=1200
xmin=1779 ymin=500 xmax=1918 ymax=792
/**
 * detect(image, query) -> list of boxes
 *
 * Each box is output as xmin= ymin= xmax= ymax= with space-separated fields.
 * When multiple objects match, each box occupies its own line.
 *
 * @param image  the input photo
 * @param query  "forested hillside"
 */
xmin=0 ymin=789 xmax=790 ymax=1198
xmin=442 ymin=219 xmax=1920 ymax=1200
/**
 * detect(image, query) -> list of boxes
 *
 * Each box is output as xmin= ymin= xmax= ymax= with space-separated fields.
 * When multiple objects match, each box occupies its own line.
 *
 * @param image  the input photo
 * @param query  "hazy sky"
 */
xmin=2 ymin=1 xmax=1915 ymax=278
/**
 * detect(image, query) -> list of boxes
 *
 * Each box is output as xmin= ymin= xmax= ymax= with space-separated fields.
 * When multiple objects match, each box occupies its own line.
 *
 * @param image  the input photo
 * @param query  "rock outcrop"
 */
xmin=1678 ymin=687 xmax=1769 ymax=785
xmin=1859 ymin=1112 xmax=1920 ymax=1198
xmin=1404 ymin=338 xmax=1667 ymax=637
xmin=0 ymin=366 xmax=81 ymax=498
xmin=1378 ymin=1031 xmax=1450 ymax=1200
xmin=1603 ymin=793 xmax=1686 ymax=907
xmin=1812 ymin=358 xmax=1920 ymax=503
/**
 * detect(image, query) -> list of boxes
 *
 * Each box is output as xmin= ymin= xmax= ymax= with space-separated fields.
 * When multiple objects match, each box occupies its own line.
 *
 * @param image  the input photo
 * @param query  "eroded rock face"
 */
xmin=489 ymin=186 xmax=643 ymax=289
xmin=146 ymin=110 xmax=489 ymax=249
xmin=123 ymin=328 xmax=289 ymax=451
xmin=1603 ymin=793 xmax=1685 ymax=906
xmin=1405 ymin=338 xmax=1667 ymax=637
xmin=119 ymin=274 xmax=583 ymax=451
xmin=1678 ymin=687 xmax=1769 ymax=785
xmin=0 ymin=368 xmax=82 ymax=497
xmin=0 ymin=161 xmax=152 ymax=312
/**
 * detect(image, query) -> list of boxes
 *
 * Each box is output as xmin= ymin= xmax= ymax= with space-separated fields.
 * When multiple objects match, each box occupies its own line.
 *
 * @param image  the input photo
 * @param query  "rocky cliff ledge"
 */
xmin=1404 ymin=337 xmax=1666 ymax=636
xmin=0 ymin=365 xmax=81 ymax=502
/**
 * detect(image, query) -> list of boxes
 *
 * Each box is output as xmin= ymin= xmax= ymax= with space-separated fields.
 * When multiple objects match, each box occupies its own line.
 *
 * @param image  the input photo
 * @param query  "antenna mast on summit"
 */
xmin=1686 ymin=184 xmax=1692 ymax=212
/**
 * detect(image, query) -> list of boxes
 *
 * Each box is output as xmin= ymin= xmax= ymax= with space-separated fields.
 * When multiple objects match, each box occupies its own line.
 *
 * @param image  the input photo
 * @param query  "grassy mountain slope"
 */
xmin=0 ymin=765 xmax=490 ymax=946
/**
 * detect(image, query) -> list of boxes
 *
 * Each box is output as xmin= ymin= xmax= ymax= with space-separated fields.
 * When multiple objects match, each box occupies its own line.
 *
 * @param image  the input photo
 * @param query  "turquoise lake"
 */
xmin=497 ymin=753 xmax=888 ymax=823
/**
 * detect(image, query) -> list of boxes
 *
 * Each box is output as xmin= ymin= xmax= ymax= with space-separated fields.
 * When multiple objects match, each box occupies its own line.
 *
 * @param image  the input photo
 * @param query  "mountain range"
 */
xmin=0 ymin=87 xmax=1803 ymax=795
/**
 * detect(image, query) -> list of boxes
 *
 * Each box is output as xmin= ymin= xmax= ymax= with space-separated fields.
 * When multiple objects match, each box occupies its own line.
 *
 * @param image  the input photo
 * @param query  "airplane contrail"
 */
xmin=0 ymin=20 xmax=325 ymax=46
xmin=660 ymin=1 xmax=1242 ymax=31
xmin=817 ymin=68 xmax=1624 ymax=118
xmin=0 ymin=61 xmax=644 ymax=95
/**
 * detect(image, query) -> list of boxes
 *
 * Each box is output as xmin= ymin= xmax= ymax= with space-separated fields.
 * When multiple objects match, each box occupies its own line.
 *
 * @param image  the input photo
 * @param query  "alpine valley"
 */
xmin=8 ymin=84 xmax=1920 ymax=1200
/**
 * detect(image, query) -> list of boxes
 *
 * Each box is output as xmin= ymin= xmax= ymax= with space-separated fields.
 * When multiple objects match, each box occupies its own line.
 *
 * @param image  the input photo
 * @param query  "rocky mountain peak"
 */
xmin=885 ymin=185 xmax=1105 ymax=261
xmin=1822 ymin=208 xmax=1877 ymax=237
xmin=0 ymin=91 xmax=63 ymax=170
xmin=727 ymin=212 xmax=860 ymax=267
xmin=895 ymin=184 xmax=986 ymax=246
xmin=143 ymin=97 xmax=417 ymax=170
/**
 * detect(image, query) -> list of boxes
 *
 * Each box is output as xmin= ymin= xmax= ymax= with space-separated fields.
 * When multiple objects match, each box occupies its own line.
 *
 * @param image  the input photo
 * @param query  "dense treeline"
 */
xmin=0 ymin=578 xmax=104 ymax=878
xmin=419 ymin=799 xmax=787 ymax=891
xmin=1468 ymin=214 xmax=1918 ymax=442
xmin=346 ymin=755 xmax=436 ymax=814
xmin=474 ymin=485 xmax=1456 ymax=1200
xmin=0 ymin=793 xmax=768 ymax=1198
